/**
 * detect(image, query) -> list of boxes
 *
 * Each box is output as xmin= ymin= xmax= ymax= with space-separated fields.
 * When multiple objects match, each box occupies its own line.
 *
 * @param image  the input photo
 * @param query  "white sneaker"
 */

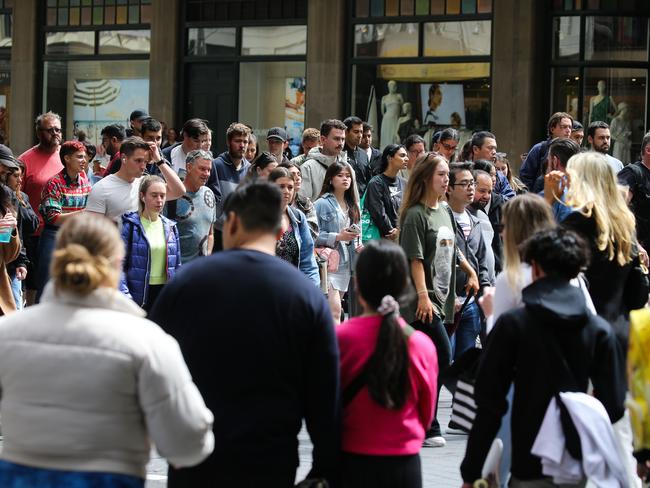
xmin=422 ymin=435 xmax=446 ymax=447
xmin=445 ymin=426 xmax=468 ymax=435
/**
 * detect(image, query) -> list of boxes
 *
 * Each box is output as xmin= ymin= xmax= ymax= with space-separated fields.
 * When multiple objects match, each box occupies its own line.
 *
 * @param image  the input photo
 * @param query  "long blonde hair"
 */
xmin=502 ymin=194 xmax=555 ymax=290
xmin=565 ymin=152 xmax=635 ymax=266
xmin=51 ymin=213 xmax=123 ymax=295
xmin=399 ymin=152 xmax=448 ymax=227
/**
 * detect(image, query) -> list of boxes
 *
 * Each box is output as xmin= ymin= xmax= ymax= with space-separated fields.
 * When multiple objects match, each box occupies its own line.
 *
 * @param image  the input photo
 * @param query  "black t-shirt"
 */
xmin=618 ymin=161 xmax=650 ymax=249
xmin=149 ymin=249 xmax=340 ymax=483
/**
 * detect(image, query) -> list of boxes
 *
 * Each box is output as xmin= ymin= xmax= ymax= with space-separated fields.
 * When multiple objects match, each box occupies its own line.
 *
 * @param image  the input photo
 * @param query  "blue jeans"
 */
xmin=35 ymin=226 xmax=58 ymax=303
xmin=10 ymin=273 xmax=22 ymax=310
xmin=452 ymin=300 xmax=481 ymax=360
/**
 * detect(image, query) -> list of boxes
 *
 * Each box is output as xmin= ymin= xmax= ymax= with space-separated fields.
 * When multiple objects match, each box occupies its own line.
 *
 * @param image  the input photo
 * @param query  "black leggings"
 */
xmin=342 ymin=453 xmax=422 ymax=488
xmin=411 ymin=315 xmax=452 ymax=437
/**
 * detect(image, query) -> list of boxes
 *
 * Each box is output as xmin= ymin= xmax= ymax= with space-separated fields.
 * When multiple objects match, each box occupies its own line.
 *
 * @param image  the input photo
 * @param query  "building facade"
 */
xmin=6 ymin=0 xmax=650 ymax=166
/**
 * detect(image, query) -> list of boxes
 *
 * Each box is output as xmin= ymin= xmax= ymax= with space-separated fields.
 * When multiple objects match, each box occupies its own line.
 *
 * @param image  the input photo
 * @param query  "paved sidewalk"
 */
xmin=144 ymin=388 xmax=466 ymax=488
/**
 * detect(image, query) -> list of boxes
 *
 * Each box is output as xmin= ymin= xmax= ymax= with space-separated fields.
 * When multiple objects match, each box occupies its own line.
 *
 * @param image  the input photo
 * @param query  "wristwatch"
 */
xmin=154 ymin=160 xmax=165 ymax=167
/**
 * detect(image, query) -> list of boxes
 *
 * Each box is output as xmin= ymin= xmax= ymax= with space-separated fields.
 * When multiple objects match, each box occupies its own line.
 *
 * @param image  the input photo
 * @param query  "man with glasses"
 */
xmin=432 ymin=128 xmax=459 ymax=163
xmin=19 ymin=112 xmax=64 ymax=306
xmin=398 ymin=134 xmax=426 ymax=180
xmin=447 ymin=163 xmax=493 ymax=363
xmin=162 ymin=118 xmax=211 ymax=177
xmin=167 ymin=149 xmax=216 ymax=262
xmin=519 ymin=112 xmax=573 ymax=189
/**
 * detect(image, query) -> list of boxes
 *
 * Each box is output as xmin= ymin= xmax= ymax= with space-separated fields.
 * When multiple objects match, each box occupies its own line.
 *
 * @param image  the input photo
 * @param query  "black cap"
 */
xmin=267 ymin=127 xmax=288 ymax=142
xmin=572 ymin=120 xmax=584 ymax=131
xmin=129 ymin=109 xmax=149 ymax=121
xmin=0 ymin=144 xmax=18 ymax=169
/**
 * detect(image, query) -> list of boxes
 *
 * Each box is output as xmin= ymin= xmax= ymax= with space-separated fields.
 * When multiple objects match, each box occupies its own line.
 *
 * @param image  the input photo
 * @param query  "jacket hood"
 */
xmin=307 ymin=147 xmax=347 ymax=168
xmin=521 ymin=276 xmax=589 ymax=329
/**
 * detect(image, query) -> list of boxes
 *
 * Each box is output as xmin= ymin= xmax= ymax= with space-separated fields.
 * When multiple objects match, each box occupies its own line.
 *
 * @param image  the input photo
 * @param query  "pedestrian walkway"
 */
xmin=144 ymin=387 xmax=466 ymax=488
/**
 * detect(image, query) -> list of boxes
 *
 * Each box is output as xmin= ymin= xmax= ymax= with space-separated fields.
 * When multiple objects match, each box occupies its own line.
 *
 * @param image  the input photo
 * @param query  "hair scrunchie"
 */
xmin=377 ymin=295 xmax=400 ymax=316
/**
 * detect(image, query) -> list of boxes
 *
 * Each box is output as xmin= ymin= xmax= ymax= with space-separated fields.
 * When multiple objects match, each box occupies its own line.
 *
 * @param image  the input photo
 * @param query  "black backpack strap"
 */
xmin=167 ymin=199 xmax=178 ymax=220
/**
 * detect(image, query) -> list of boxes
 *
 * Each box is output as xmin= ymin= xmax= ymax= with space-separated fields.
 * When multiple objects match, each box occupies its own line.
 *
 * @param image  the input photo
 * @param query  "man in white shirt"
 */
xmin=86 ymin=137 xmax=185 ymax=222
xmin=587 ymin=121 xmax=624 ymax=173
xmin=162 ymin=119 xmax=211 ymax=178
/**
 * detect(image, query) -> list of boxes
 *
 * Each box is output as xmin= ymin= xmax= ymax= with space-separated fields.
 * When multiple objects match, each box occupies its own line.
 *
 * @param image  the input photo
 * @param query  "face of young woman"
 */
xmin=389 ymin=148 xmax=409 ymax=172
xmin=6 ymin=170 xmax=21 ymax=192
xmin=256 ymin=161 xmax=278 ymax=180
xmin=331 ymin=170 xmax=352 ymax=192
xmin=495 ymin=160 xmax=508 ymax=177
xmin=430 ymin=161 xmax=450 ymax=197
xmin=65 ymin=150 xmax=86 ymax=175
xmin=142 ymin=182 xmax=167 ymax=215
xmin=275 ymin=176 xmax=295 ymax=208
xmin=288 ymin=166 xmax=302 ymax=192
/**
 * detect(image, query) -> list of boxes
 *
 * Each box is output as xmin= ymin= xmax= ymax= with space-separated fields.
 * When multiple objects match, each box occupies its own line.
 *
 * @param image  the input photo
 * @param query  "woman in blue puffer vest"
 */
xmin=120 ymin=175 xmax=181 ymax=313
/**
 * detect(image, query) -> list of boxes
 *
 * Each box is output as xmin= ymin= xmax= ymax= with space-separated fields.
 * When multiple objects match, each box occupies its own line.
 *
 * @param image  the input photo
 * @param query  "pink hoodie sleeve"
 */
xmin=409 ymin=331 xmax=438 ymax=430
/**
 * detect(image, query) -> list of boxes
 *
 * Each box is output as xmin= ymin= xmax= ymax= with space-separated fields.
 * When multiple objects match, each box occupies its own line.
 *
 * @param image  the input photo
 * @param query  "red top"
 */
xmin=336 ymin=315 xmax=438 ymax=455
xmin=19 ymin=145 xmax=63 ymax=235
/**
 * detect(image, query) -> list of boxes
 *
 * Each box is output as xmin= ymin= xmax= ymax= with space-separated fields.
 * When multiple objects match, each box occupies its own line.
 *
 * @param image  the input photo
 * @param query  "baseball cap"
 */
xmin=0 ymin=145 xmax=18 ymax=169
xmin=267 ymin=127 xmax=288 ymax=142
xmin=129 ymin=109 xmax=149 ymax=122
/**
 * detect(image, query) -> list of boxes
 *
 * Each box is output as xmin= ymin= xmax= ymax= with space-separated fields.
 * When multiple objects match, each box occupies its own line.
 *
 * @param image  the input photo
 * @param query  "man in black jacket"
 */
xmin=460 ymin=228 xmax=625 ymax=486
xmin=343 ymin=116 xmax=372 ymax=196
xmin=470 ymin=169 xmax=504 ymax=274
xmin=360 ymin=122 xmax=382 ymax=175
xmin=150 ymin=182 xmax=340 ymax=487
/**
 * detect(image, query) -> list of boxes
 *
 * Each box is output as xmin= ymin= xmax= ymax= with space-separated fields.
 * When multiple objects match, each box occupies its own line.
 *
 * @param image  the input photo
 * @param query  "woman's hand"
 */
xmin=479 ymin=286 xmax=495 ymax=317
xmin=416 ymin=294 xmax=436 ymax=324
xmin=0 ymin=213 xmax=17 ymax=230
xmin=336 ymin=229 xmax=358 ymax=242
xmin=385 ymin=228 xmax=399 ymax=241
xmin=15 ymin=266 xmax=27 ymax=280
xmin=638 ymin=244 xmax=649 ymax=268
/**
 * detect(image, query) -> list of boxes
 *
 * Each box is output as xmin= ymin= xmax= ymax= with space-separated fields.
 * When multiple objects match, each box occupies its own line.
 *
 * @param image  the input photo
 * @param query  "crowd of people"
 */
xmin=0 ymin=106 xmax=643 ymax=488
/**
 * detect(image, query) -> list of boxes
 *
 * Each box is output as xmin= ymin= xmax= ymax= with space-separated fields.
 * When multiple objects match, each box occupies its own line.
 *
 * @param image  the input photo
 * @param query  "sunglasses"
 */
xmin=40 ymin=127 xmax=62 ymax=135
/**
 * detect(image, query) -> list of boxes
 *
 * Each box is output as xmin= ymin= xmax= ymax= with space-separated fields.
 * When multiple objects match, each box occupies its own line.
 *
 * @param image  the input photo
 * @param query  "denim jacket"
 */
xmin=314 ymin=193 xmax=358 ymax=270
xmin=286 ymin=206 xmax=320 ymax=287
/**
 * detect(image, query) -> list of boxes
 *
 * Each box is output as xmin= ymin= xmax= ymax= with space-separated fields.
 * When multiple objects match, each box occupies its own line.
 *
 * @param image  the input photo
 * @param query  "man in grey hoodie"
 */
xmin=299 ymin=119 xmax=348 ymax=200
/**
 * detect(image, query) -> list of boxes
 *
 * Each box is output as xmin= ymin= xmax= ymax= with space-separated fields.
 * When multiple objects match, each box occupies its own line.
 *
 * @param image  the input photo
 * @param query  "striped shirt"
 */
xmin=40 ymin=169 xmax=91 ymax=225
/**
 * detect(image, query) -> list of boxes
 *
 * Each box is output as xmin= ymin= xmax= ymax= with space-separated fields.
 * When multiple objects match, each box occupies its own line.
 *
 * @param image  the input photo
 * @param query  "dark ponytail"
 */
xmin=355 ymin=240 xmax=412 ymax=409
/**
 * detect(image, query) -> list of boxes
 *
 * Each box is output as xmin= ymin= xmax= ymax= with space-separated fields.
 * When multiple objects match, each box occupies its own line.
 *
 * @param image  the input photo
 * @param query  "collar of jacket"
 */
xmin=40 ymin=282 xmax=146 ymax=317
xmin=522 ymin=276 xmax=589 ymax=329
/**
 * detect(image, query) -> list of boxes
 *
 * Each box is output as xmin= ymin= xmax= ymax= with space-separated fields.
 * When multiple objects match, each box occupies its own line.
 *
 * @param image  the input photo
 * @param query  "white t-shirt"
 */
xmin=171 ymin=145 xmax=187 ymax=175
xmin=85 ymin=174 xmax=142 ymax=222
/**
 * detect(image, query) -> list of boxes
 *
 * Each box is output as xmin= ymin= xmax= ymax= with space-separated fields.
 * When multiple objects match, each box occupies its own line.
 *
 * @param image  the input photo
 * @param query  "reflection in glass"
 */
xmin=423 ymin=21 xmax=491 ymax=56
xmin=552 ymin=16 xmax=580 ymax=61
xmin=551 ymin=67 xmax=581 ymax=122
xmin=0 ymin=14 xmax=11 ymax=48
xmin=241 ymin=26 xmax=306 ymax=55
xmin=45 ymin=31 xmax=95 ymax=55
xmin=582 ymin=68 xmax=647 ymax=162
xmin=354 ymin=23 xmax=419 ymax=58
xmin=187 ymin=27 xmax=236 ymax=56
xmin=43 ymin=60 xmax=150 ymax=144
xmin=239 ymin=62 xmax=306 ymax=156
xmin=585 ymin=17 xmax=648 ymax=62
xmin=351 ymin=62 xmax=491 ymax=149
xmin=99 ymin=29 xmax=150 ymax=54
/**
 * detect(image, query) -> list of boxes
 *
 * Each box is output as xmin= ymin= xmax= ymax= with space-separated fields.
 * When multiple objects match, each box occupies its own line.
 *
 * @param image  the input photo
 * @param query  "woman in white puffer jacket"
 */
xmin=0 ymin=212 xmax=214 ymax=488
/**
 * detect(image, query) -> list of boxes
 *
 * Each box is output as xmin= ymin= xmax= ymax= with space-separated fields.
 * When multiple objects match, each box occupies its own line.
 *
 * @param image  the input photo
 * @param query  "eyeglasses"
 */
xmin=452 ymin=180 xmax=476 ymax=189
xmin=40 ymin=127 xmax=62 ymax=135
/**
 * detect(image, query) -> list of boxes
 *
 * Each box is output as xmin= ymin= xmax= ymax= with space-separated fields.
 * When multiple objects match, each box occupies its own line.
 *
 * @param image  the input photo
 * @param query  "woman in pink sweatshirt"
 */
xmin=336 ymin=239 xmax=438 ymax=488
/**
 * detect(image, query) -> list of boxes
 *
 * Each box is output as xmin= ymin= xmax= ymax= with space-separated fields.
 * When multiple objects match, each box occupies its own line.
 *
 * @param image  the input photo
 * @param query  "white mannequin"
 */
xmin=380 ymin=80 xmax=403 ymax=149
xmin=610 ymin=102 xmax=632 ymax=164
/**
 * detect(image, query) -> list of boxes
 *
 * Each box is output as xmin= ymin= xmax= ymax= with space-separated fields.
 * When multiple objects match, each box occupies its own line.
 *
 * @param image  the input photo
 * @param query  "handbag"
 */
xmin=624 ymin=254 xmax=650 ymax=311
xmin=446 ymin=347 xmax=482 ymax=433
xmin=359 ymin=192 xmax=382 ymax=243
xmin=315 ymin=247 xmax=340 ymax=273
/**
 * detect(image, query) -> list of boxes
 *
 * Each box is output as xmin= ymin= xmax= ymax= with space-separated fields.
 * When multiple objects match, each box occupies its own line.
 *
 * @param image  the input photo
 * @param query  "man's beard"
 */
xmin=470 ymin=199 xmax=488 ymax=211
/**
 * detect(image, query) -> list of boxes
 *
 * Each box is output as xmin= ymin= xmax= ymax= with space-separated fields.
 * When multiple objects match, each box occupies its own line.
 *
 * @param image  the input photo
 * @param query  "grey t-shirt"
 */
xmin=170 ymin=186 xmax=217 ymax=263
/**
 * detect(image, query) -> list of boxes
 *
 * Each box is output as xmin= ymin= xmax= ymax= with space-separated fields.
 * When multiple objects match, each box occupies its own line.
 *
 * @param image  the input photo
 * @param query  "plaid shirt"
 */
xmin=40 ymin=169 xmax=91 ymax=225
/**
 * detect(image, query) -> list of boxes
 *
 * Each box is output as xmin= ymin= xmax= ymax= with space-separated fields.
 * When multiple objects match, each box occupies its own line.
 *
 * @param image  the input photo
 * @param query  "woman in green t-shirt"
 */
xmin=399 ymin=152 xmax=478 ymax=448
xmin=120 ymin=176 xmax=182 ymax=313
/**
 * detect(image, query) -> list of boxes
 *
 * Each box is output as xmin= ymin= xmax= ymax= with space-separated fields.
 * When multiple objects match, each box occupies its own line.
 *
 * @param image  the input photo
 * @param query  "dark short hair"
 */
xmin=100 ymin=124 xmax=126 ymax=141
xmin=81 ymin=140 xmax=96 ymax=160
xmin=343 ymin=116 xmax=363 ymax=131
xmin=547 ymin=112 xmax=573 ymax=133
xmin=362 ymin=122 xmax=373 ymax=133
xmin=182 ymin=118 xmax=210 ymax=139
xmin=642 ymin=131 xmax=650 ymax=156
xmin=140 ymin=117 xmax=162 ymax=135
xmin=436 ymin=128 xmax=460 ymax=144
xmin=472 ymin=159 xmax=495 ymax=174
xmin=548 ymin=137 xmax=581 ymax=169
xmin=320 ymin=119 xmax=347 ymax=137
xmin=120 ymin=136 xmax=150 ymax=157
xmin=404 ymin=134 xmax=425 ymax=151
xmin=572 ymin=120 xmax=584 ymax=132
xmin=471 ymin=131 xmax=496 ymax=150
xmin=379 ymin=144 xmax=405 ymax=173
xmin=522 ymin=228 xmax=590 ymax=280
xmin=448 ymin=162 xmax=474 ymax=187
xmin=587 ymin=120 xmax=609 ymax=139
xmin=59 ymin=140 xmax=86 ymax=167
xmin=223 ymin=181 xmax=283 ymax=234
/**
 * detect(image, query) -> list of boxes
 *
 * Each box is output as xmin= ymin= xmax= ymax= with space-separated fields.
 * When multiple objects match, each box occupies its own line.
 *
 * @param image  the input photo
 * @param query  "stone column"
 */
xmin=149 ymin=0 xmax=180 ymax=127
xmin=10 ymin=0 xmax=38 ymax=153
xmin=305 ymin=0 xmax=346 ymax=128
xmin=491 ymin=0 xmax=546 ymax=171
